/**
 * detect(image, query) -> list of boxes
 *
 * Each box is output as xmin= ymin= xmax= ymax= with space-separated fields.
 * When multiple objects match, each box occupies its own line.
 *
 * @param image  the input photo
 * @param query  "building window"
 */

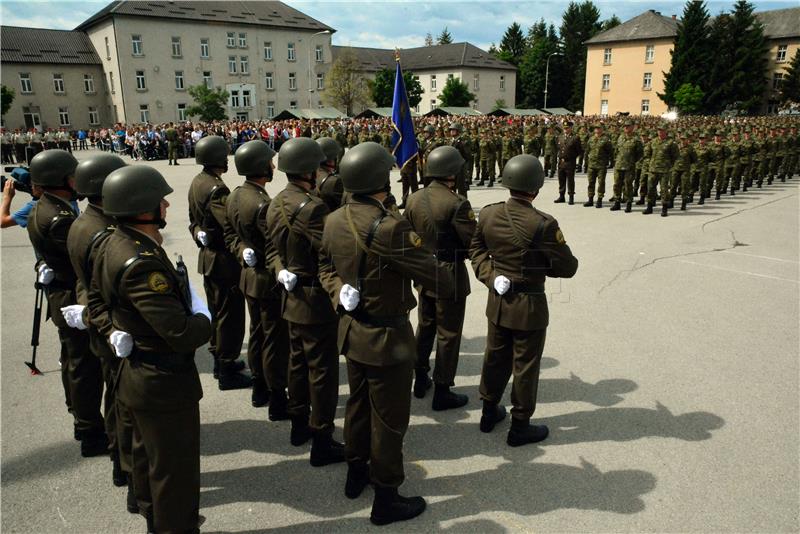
xmin=773 ymin=72 xmax=784 ymax=90
xmin=287 ymin=42 xmax=296 ymax=61
xmin=643 ymin=72 xmax=652 ymax=90
xmin=132 ymin=34 xmax=143 ymax=56
xmin=104 ymin=37 xmax=111 ymax=59
xmin=289 ymin=100 xmax=297 ymax=109
xmin=265 ymin=72 xmax=274 ymax=90
xmin=177 ymin=103 xmax=187 ymax=121
xmin=200 ymin=38 xmax=209 ymax=58
xmin=431 ymin=99 xmax=437 ymax=109
xmin=645 ymin=45 xmax=655 ymax=63
xmin=53 ymin=74 xmax=65 ymax=94
xmin=603 ymin=48 xmax=612 ymax=64
xmin=240 ymin=56 xmax=249 ymax=75
xmin=316 ymin=73 xmax=324 ymax=90
xmin=500 ymin=75 xmax=505 ymax=90
xmin=264 ymin=41 xmax=272 ymax=60
xmin=135 ymin=70 xmax=146 ymax=90
xmin=431 ymin=75 xmax=437 ymax=91
xmin=242 ymin=89 xmax=251 ymax=107
xmin=58 ymin=107 xmax=70 ymax=126
xmin=473 ymin=73 xmax=479 ymax=90
xmin=227 ymin=32 xmax=236 ymax=47
xmin=602 ymin=74 xmax=610 ymax=91
xmin=175 ymin=70 xmax=184 ymax=90
xmin=19 ymin=73 xmax=32 ymax=94
xmin=228 ymin=56 xmax=237 ymax=74
xmin=267 ymin=101 xmax=275 ymax=118
xmin=289 ymin=72 xmax=297 ymax=90
xmin=641 ymin=99 xmax=650 ymax=115
xmin=315 ymin=45 xmax=323 ymax=62
xmin=203 ymin=71 xmax=212 ymax=89
xmin=230 ymin=90 xmax=240 ymax=107
xmin=600 ymin=99 xmax=608 ymax=115
xmin=238 ymin=33 xmax=247 ymax=48
xmin=139 ymin=104 xmax=149 ymax=123
xmin=83 ymin=74 xmax=95 ymax=93
xmin=776 ymin=45 xmax=788 ymax=62
xmin=171 ymin=36 xmax=182 ymax=57
xmin=108 ymin=72 xmax=115 ymax=93
xmin=88 ymin=107 xmax=99 ymax=125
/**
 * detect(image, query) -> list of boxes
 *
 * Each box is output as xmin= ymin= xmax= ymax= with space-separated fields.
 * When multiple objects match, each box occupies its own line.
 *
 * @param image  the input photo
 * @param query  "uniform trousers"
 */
xmin=245 ymin=295 xmax=288 ymax=394
xmin=557 ymin=162 xmax=577 ymax=196
xmin=613 ymin=168 xmax=634 ymax=202
xmin=586 ymin=167 xmax=607 ymax=198
xmin=415 ymin=293 xmax=465 ymax=387
xmin=647 ymin=171 xmax=671 ymax=205
xmin=203 ymin=274 xmax=245 ymax=365
xmin=287 ymin=320 xmax=339 ymax=433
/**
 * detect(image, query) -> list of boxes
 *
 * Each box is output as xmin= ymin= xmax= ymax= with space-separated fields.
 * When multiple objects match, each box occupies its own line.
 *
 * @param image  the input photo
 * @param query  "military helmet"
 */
xmin=194 ymin=135 xmax=230 ymax=167
xmin=501 ymin=155 xmax=544 ymax=194
xmin=423 ymin=125 xmax=435 ymax=134
xmin=339 ymin=142 xmax=395 ymax=194
xmin=29 ymin=149 xmax=78 ymax=187
xmin=234 ymin=140 xmax=276 ymax=177
xmin=317 ymin=137 xmax=343 ymax=162
xmin=425 ymin=146 xmax=464 ymax=179
xmin=278 ymin=137 xmax=326 ymax=175
xmin=103 ymin=165 xmax=173 ymax=217
xmin=75 ymin=153 xmax=127 ymax=197
xmin=448 ymin=122 xmax=463 ymax=132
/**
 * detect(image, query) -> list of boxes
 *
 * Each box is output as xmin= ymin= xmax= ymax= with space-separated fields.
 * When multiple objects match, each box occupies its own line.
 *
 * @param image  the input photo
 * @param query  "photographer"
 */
xmin=1 ymin=171 xmax=39 ymax=229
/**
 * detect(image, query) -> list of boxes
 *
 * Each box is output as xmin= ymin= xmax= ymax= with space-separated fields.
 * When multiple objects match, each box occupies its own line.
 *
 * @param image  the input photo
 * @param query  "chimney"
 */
xmin=672 ymin=14 xmax=677 ymax=20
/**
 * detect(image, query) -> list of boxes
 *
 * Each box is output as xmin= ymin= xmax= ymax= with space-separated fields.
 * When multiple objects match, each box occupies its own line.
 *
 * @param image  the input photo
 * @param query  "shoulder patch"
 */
xmin=408 ymin=231 xmax=423 ymax=248
xmin=555 ymin=228 xmax=566 ymax=245
xmin=467 ymin=209 xmax=476 ymax=221
xmin=147 ymin=272 xmax=171 ymax=294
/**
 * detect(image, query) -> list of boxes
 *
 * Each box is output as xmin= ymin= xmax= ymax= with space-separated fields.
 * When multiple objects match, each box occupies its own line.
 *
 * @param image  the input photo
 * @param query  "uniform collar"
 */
xmin=243 ymin=180 xmax=267 ymax=192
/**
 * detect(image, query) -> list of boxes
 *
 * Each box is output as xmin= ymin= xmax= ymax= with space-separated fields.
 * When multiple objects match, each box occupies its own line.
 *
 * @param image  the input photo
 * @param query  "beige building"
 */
xmin=335 ymin=43 xmax=516 ymax=115
xmin=583 ymin=7 xmax=800 ymax=116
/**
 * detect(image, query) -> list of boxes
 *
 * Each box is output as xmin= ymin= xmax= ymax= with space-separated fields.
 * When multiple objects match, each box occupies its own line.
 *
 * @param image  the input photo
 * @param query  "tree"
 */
xmin=517 ymin=22 xmax=562 ymax=108
xmin=369 ymin=67 xmax=424 ymax=108
xmin=704 ymin=13 xmax=735 ymax=114
xmin=493 ymin=99 xmax=507 ymax=111
xmin=728 ymin=0 xmax=769 ymax=113
xmin=673 ymin=83 xmax=705 ymax=113
xmin=560 ymin=1 xmax=602 ymax=111
xmin=1 ymin=85 xmax=15 ymax=117
xmin=424 ymin=32 xmax=434 ymax=46
xmin=660 ymin=0 xmax=712 ymax=109
xmin=438 ymin=77 xmax=474 ymax=107
xmin=499 ymin=23 xmax=527 ymax=65
xmin=437 ymin=26 xmax=453 ymax=45
xmin=600 ymin=15 xmax=622 ymax=31
xmin=779 ymin=49 xmax=800 ymax=104
xmin=186 ymin=84 xmax=228 ymax=121
xmin=322 ymin=48 xmax=371 ymax=116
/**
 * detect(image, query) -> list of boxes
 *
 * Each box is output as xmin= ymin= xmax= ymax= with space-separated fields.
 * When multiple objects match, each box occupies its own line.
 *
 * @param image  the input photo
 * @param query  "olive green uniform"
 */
xmin=647 ymin=136 xmax=679 ymax=206
xmin=614 ymin=132 xmax=644 ymax=204
xmin=556 ymin=131 xmax=582 ymax=197
xmin=166 ymin=128 xmax=179 ymax=163
xmin=317 ymin=168 xmax=344 ymax=212
xmin=543 ymin=130 xmax=558 ymax=178
xmin=585 ymin=133 xmax=614 ymax=201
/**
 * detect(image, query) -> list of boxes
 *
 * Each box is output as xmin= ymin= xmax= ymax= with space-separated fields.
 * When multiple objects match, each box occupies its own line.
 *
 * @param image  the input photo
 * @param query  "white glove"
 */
xmin=37 ymin=264 xmax=54 ymax=285
xmin=339 ymin=283 xmax=360 ymax=312
xmin=278 ymin=269 xmax=297 ymax=292
xmin=196 ymin=230 xmax=209 ymax=247
xmin=188 ymin=280 xmax=212 ymax=321
xmin=494 ymin=275 xmax=511 ymax=296
xmin=243 ymin=247 xmax=257 ymax=267
xmin=109 ymin=330 xmax=133 ymax=358
xmin=61 ymin=305 xmax=87 ymax=330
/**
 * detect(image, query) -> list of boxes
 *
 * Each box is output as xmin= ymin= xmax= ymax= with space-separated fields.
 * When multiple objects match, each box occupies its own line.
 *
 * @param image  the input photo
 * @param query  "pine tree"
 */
xmin=728 ymin=0 xmax=769 ymax=113
xmin=780 ymin=49 xmax=800 ymax=105
xmin=437 ymin=27 xmax=453 ymax=45
xmin=600 ymin=15 xmax=622 ymax=31
xmin=560 ymin=1 xmax=602 ymax=111
xmin=424 ymin=33 xmax=434 ymax=47
xmin=499 ymin=23 xmax=527 ymax=65
xmin=518 ymin=23 xmax=562 ymax=108
xmin=660 ymin=1 xmax=712 ymax=109
xmin=705 ymin=13 xmax=735 ymax=114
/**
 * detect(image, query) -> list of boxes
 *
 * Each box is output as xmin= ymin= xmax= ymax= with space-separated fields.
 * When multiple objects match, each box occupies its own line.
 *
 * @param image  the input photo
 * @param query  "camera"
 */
xmin=1 ymin=166 xmax=34 ymax=196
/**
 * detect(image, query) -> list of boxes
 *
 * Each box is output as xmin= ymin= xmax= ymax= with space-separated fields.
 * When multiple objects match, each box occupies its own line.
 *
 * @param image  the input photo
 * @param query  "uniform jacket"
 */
xmin=615 ymin=133 xmax=644 ymax=171
xmin=317 ymin=169 xmax=344 ymax=213
xmin=557 ymin=133 xmax=582 ymax=164
xmin=187 ymin=170 xmax=241 ymax=278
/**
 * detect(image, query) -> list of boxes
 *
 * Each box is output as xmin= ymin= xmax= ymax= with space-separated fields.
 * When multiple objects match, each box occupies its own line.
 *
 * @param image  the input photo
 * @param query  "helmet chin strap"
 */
xmin=122 ymin=208 xmax=166 ymax=229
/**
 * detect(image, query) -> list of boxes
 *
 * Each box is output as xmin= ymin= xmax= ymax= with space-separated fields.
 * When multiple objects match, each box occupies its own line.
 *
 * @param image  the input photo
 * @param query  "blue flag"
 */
xmin=390 ymin=57 xmax=418 ymax=171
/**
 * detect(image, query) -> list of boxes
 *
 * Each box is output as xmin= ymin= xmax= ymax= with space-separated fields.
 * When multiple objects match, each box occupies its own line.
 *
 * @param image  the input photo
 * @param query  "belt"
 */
xmin=510 ymin=281 xmax=545 ymax=295
xmin=294 ymin=275 xmax=321 ymax=288
xmin=345 ymin=309 xmax=409 ymax=328
xmin=131 ymin=348 xmax=194 ymax=373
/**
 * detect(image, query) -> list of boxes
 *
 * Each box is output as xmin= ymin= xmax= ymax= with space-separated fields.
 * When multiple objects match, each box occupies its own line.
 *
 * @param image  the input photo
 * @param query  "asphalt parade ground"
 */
xmin=2 ymin=150 xmax=798 ymax=533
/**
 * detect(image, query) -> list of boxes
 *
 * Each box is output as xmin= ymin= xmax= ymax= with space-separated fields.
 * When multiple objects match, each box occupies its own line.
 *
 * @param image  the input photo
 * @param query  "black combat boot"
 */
xmin=370 ymin=487 xmax=426 ymax=526
xmin=218 ymin=361 xmax=252 ymax=391
xmin=668 ymin=198 xmax=675 ymax=209
xmin=742 ymin=183 xmax=748 ymax=192
xmin=431 ymin=384 xmax=468 ymax=411
xmin=145 ymin=512 xmax=155 ymax=534
xmin=643 ymin=203 xmax=654 ymax=215
xmin=290 ymin=415 xmax=312 ymax=446
xmin=609 ymin=200 xmax=621 ymax=211
xmin=595 ymin=198 xmax=603 ymax=208
xmin=698 ymin=195 xmax=705 ymax=205
xmin=730 ymin=186 xmax=735 ymax=195
xmin=767 ymin=177 xmax=773 ymax=185
xmin=112 ymin=451 xmax=126 ymax=487
xmin=661 ymin=205 xmax=669 ymax=217
xmin=583 ymin=196 xmax=594 ymax=207
xmin=310 ymin=432 xmax=346 ymax=467
xmin=624 ymin=201 xmax=632 ymax=213
xmin=344 ymin=461 xmax=370 ymax=499
xmin=268 ymin=390 xmax=290 ymax=421
xmin=715 ymin=191 xmax=721 ymax=200
xmin=553 ymin=194 xmax=565 ymax=203
xmin=479 ymin=401 xmax=507 ymax=433
xmin=680 ymin=199 xmax=687 ymax=211
xmin=757 ymin=180 xmax=763 ymax=188
xmin=636 ymin=196 xmax=645 ymax=206
xmin=507 ymin=418 xmax=549 ymax=447
xmin=251 ymin=379 xmax=270 ymax=408
xmin=212 ymin=354 xmax=220 ymax=379
xmin=568 ymin=194 xmax=575 ymax=205
xmin=688 ymin=194 xmax=694 ymax=203
xmin=126 ymin=477 xmax=139 ymax=514
xmin=413 ymin=369 xmax=432 ymax=399
xmin=81 ymin=430 xmax=109 ymax=458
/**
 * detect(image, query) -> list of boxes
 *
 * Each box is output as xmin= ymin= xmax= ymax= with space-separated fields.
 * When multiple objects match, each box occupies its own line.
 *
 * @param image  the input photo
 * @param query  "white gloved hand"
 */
xmin=196 ymin=230 xmax=209 ymax=247
xmin=493 ymin=275 xmax=511 ymax=296
xmin=37 ymin=263 xmax=54 ymax=285
xmin=339 ymin=283 xmax=360 ymax=312
xmin=243 ymin=247 xmax=257 ymax=267
xmin=278 ymin=269 xmax=297 ymax=291
xmin=109 ymin=330 xmax=133 ymax=358
xmin=188 ymin=280 xmax=212 ymax=321
xmin=61 ymin=305 xmax=87 ymax=330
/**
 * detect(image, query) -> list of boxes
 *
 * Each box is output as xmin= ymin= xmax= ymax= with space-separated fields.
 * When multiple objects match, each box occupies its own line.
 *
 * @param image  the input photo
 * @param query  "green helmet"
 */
xmin=102 ymin=165 xmax=173 ymax=217
xmin=501 ymin=155 xmax=544 ymax=193
xmin=340 ymin=142 xmax=395 ymax=194
xmin=234 ymin=140 xmax=275 ymax=177
xmin=425 ymin=146 xmax=464 ymax=179
xmin=75 ymin=153 xmax=126 ymax=197
xmin=29 ymin=149 xmax=78 ymax=187
xmin=448 ymin=122 xmax=463 ymax=133
xmin=194 ymin=135 xmax=230 ymax=167
xmin=316 ymin=137 xmax=343 ymax=162
xmin=278 ymin=137 xmax=326 ymax=175
xmin=423 ymin=125 xmax=435 ymax=134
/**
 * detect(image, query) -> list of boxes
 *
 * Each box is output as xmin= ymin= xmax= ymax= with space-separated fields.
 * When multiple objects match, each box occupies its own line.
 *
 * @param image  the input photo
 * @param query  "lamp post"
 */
xmin=543 ymin=51 xmax=563 ymax=110
xmin=308 ymin=30 xmax=331 ymax=109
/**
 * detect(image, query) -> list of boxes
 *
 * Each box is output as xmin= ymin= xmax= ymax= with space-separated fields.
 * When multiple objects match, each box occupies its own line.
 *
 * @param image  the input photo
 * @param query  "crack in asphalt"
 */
xmin=701 ymin=192 xmax=798 ymax=232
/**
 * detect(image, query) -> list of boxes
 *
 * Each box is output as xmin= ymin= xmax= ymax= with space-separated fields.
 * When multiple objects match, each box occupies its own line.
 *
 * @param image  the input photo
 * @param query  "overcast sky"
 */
xmin=1 ymin=0 xmax=794 ymax=51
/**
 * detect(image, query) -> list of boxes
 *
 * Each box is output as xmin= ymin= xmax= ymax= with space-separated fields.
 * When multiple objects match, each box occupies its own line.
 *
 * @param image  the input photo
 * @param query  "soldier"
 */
xmin=448 ymin=122 xmax=470 ymax=197
xmin=554 ymin=121 xmax=582 ymax=205
xmin=723 ymin=130 xmax=742 ymax=196
xmin=13 ymin=128 xmax=28 ymax=164
xmin=758 ymin=128 xmax=773 ymax=187
xmin=542 ymin=125 xmax=559 ymax=178
xmin=672 ymin=132 xmax=697 ymax=211
xmin=398 ymin=145 xmax=419 ymax=209
xmin=469 ymin=155 xmax=578 ymax=445
xmin=583 ymin=124 xmax=614 ymax=208
xmin=645 ymin=125 xmax=679 ymax=216
xmin=524 ymin=123 xmax=542 ymax=158
xmin=316 ymin=137 xmax=345 ymax=212
xmin=320 ymin=142 xmax=454 ymax=525
xmin=693 ymin=132 xmax=713 ymax=205
xmin=1 ymin=128 xmax=13 ymax=164
xmin=417 ymin=125 xmax=435 ymax=185
xmin=166 ymin=122 xmax=180 ymax=166
xmin=478 ymin=131 xmax=496 ymax=187
xmin=771 ymin=126 xmax=786 ymax=183
xmin=635 ymin=130 xmax=652 ymax=205
xmin=266 ymin=137 xmax=345 ymax=464
xmin=404 ymin=146 xmax=476 ymax=409
xmin=470 ymin=126 xmax=481 ymax=181
xmin=95 ymin=165 xmax=210 ymax=534
xmin=611 ymin=120 xmax=643 ymax=213
xmin=188 ymin=136 xmax=250 ymax=390
xmin=26 ymin=149 xmax=107 ymax=456
xmin=739 ymin=128 xmax=755 ymax=192
xmin=709 ymin=130 xmax=727 ymax=200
